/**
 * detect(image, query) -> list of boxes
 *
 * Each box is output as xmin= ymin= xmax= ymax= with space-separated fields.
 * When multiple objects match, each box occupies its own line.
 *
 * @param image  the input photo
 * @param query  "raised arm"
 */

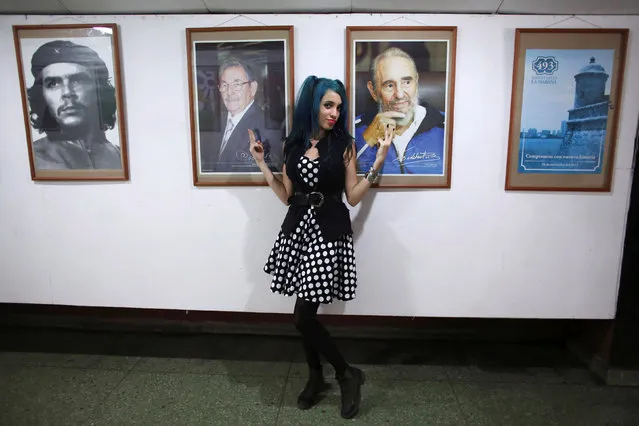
xmin=249 ymin=129 xmax=293 ymax=205
xmin=344 ymin=125 xmax=394 ymax=207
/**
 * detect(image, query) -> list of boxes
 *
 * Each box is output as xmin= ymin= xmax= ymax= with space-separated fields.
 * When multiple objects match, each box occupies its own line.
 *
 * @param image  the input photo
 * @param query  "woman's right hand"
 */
xmin=248 ymin=129 xmax=265 ymax=164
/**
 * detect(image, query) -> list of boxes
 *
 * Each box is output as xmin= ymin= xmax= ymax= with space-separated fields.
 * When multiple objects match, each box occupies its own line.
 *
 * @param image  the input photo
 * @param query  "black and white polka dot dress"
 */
xmin=264 ymin=155 xmax=357 ymax=304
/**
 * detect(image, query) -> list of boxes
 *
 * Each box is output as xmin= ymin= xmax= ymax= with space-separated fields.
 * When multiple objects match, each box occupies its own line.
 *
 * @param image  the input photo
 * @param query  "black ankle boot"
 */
xmin=297 ymin=367 xmax=330 ymax=410
xmin=336 ymin=366 xmax=365 ymax=419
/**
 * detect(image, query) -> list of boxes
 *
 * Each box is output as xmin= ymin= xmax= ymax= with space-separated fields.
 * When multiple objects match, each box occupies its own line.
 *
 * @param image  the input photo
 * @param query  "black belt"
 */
xmin=288 ymin=192 xmax=339 ymax=207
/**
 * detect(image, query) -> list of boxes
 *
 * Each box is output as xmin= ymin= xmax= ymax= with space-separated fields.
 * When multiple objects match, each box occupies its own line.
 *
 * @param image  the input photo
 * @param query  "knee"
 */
xmin=294 ymin=311 xmax=313 ymax=333
xmin=293 ymin=298 xmax=319 ymax=334
xmin=294 ymin=308 xmax=317 ymax=334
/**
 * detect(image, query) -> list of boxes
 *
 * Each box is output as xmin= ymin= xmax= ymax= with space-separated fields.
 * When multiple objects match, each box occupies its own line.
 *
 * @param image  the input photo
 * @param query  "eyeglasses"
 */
xmin=218 ymin=81 xmax=251 ymax=92
xmin=380 ymin=79 xmax=414 ymax=94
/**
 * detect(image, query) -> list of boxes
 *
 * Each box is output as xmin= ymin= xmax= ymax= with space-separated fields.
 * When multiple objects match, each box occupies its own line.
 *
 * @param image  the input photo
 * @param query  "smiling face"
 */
xmin=317 ymin=89 xmax=342 ymax=137
xmin=41 ymin=62 xmax=98 ymax=130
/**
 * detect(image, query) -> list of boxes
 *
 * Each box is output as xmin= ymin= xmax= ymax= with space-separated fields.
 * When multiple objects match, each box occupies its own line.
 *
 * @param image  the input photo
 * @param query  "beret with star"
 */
xmin=31 ymin=40 xmax=109 ymax=81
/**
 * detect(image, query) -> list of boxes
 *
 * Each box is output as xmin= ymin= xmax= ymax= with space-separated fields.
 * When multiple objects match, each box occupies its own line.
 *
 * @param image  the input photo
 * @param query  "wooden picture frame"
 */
xmin=505 ymin=28 xmax=629 ymax=192
xmin=13 ymin=24 xmax=129 ymax=181
xmin=186 ymin=26 xmax=294 ymax=186
xmin=345 ymin=26 xmax=457 ymax=188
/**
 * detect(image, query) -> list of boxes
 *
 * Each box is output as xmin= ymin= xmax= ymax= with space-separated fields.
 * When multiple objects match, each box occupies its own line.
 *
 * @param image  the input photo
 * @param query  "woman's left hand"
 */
xmin=375 ymin=123 xmax=395 ymax=162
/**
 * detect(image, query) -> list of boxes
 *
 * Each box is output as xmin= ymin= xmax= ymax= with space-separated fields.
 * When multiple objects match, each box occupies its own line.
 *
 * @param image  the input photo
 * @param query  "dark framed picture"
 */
xmin=186 ymin=26 xmax=294 ymax=186
xmin=346 ymin=26 xmax=457 ymax=188
xmin=13 ymin=24 xmax=129 ymax=181
xmin=505 ymin=28 xmax=629 ymax=192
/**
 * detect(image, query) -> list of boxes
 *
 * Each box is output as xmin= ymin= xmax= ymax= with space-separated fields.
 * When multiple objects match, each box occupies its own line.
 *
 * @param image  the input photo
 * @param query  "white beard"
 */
xmin=378 ymin=95 xmax=420 ymax=127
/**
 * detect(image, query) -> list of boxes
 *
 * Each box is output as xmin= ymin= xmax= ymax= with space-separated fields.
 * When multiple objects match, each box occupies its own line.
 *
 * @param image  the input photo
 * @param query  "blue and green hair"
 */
xmin=283 ymin=75 xmax=352 ymax=159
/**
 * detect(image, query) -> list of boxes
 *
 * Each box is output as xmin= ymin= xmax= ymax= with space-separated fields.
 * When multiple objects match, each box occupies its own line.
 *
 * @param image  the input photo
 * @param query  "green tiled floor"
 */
xmin=1 ymin=349 xmax=638 ymax=425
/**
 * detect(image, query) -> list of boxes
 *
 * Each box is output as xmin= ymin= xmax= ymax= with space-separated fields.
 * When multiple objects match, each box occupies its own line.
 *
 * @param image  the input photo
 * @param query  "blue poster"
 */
xmin=518 ymin=49 xmax=614 ymax=174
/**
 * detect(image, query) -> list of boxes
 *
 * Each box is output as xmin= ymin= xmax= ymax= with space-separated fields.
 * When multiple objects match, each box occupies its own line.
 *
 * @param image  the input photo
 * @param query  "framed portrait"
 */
xmin=346 ymin=26 xmax=457 ymax=188
xmin=13 ymin=24 xmax=129 ymax=181
xmin=186 ymin=26 xmax=294 ymax=186
xmin=505 ymin=28 xmax=629 ymax=192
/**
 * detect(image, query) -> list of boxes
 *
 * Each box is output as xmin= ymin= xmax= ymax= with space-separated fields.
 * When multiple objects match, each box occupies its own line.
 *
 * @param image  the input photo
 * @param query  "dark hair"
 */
xmin=283 ymin=75 xmax=353 ymax=162
xmin=27 ymin=40 xmax=117 ymax=135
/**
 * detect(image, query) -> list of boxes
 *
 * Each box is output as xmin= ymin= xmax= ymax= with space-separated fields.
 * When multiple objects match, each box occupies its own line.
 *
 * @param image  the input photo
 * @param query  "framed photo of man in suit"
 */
xmin=13 ymin=24 xmax=129 ymax=181
xmin=346 ymin=27 xmax=457 ymax=188
xmin=186 ymin=26 xmax=294 ymax=186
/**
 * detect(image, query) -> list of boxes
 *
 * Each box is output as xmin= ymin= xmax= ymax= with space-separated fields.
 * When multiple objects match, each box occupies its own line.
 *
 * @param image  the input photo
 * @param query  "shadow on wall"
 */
xmin=231 ymin=186 xmax=293 ymax=315
xmin=324 ymin=189 xmax=414 ymax=317
xmin=233 ymin=184 xmax=414 ymax=318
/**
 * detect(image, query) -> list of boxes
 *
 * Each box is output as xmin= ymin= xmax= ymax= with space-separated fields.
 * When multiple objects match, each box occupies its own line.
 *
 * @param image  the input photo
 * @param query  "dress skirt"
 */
xmin=263 ymin=155 xmax=357 ymax=304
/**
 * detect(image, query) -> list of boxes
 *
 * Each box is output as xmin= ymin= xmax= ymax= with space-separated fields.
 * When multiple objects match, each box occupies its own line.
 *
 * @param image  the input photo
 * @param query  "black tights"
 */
xmin=293 ymin=297 xmax=348 ymax=376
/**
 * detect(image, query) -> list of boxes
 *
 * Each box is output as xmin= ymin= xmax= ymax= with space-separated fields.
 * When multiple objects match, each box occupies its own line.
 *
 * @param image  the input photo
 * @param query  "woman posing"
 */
xmin=249 ymin=75 xmax=393 ymax=419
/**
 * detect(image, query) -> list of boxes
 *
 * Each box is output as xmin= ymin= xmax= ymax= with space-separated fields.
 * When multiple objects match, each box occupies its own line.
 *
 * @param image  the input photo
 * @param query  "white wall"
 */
xmin=1 ymin=13 xmax=637 ymax=319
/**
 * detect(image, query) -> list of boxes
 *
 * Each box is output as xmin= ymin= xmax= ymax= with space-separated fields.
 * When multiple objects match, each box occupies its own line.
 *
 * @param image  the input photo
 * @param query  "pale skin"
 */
xmin=361 ymin=55 xmax=419 ymax=146
xmin=248 ymin=89 xmax=394 ymax=207
xmin=41 ymin=62 xmax=101 ymax=134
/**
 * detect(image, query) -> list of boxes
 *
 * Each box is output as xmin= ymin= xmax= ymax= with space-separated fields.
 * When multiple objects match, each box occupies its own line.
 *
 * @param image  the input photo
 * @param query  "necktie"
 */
xmin=219 ymin=119 xmax=235 ymax=157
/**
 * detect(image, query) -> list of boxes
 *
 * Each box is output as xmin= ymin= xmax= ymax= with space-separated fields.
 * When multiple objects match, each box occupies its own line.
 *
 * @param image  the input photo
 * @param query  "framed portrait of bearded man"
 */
xmin=346 ymin=26 xmax=457 ymax=188
xmin=13 ymin=24 xmax=129 ymax=181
